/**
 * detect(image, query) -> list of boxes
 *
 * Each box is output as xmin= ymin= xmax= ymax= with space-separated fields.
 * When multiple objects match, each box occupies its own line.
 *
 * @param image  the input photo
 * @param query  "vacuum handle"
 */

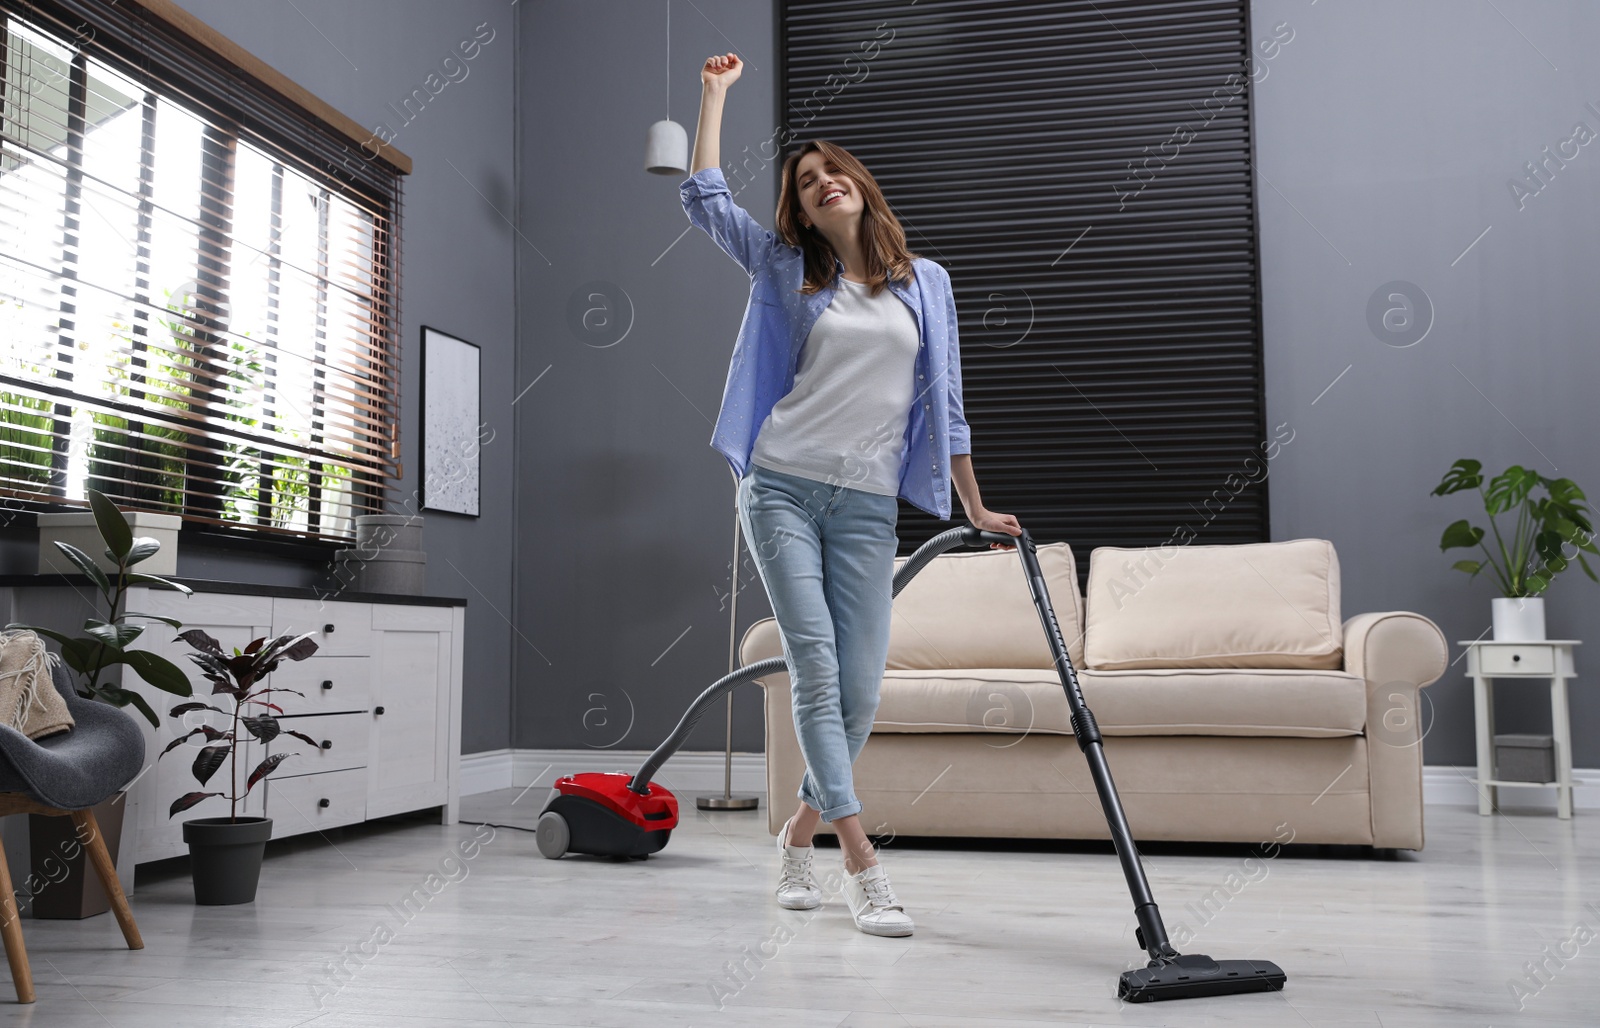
xmin=965 ymin=528 xmax=1022 ymax=548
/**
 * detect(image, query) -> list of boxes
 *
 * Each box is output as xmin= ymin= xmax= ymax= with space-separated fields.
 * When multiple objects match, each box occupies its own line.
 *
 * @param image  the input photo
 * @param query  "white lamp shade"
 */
xmin=645 ymin=119 xmax=689 ymax=175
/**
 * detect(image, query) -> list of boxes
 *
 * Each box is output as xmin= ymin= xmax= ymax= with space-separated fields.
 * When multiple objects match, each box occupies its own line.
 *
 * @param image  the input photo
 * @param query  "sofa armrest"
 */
xmin=1343 ymin=611 xmax=1448 ymax=849
xmin=739 ymin=616 xmax=786 ymax=667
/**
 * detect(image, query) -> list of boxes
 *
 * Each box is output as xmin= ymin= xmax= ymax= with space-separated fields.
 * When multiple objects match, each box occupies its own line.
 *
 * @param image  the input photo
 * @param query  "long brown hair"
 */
xmin=775 ymin=140 xmax=919 ymax=297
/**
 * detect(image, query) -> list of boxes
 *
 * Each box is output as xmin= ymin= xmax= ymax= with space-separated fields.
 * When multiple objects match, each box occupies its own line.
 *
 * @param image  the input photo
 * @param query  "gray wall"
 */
xmin=166 ymin=0 xmax=521 ymax=756
xmin=1251 ymin=0 xmax=1600 ymax=765
xmin=513 ymin=0 xmax=1600 ymax=766
xmin=135 ymin=1 xmax=517 ymax=754
xmin=512 ymin=1 xmax=780 ymax=754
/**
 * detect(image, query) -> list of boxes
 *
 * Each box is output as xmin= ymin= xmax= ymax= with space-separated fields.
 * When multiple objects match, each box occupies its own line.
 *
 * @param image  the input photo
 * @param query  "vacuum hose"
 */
xmin=626 ymin=524 xmax=1007 ymax=794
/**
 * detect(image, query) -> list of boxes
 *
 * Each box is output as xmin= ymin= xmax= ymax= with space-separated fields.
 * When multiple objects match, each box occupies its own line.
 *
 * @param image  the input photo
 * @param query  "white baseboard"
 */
xmin=461 ymin=751 xmax=1600 ymax=812
xmin=1421 ymin=765 xmax=1600 ymax=811
xmin=460 ymin=748 xmax=767 ymax=798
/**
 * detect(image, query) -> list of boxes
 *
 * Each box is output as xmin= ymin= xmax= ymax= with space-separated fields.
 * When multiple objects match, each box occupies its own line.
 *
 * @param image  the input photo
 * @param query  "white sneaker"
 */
xmin=774 ymin=813 xmax=822 ymax=910
xmin=843 ymin=861 xmax=914 ymax=936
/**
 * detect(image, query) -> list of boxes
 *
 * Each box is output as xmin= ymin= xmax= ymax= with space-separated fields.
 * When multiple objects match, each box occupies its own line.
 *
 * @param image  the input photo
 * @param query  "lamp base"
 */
xmin=696 ymin=794 xmax=760 ymax=811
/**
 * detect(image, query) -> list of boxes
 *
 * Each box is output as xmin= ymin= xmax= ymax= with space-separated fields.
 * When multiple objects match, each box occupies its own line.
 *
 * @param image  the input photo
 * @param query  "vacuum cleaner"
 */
xmin=536 ymin=524 xmax=1287 ymax=1003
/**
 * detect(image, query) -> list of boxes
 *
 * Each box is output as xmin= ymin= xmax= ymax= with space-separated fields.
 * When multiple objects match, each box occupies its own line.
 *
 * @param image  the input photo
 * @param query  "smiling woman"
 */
xmin=682 ymin=50 xmax=1021 ymax=942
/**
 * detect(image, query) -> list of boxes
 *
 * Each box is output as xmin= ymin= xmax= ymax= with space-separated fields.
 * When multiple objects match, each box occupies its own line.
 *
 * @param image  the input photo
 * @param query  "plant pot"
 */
xmin=37 ymin=510 xmax=181 ymax=575
xmin=28 ymin=794 xmax=126 ymax=919
xmin=182 ymin=816 xmax=273 ymax=905
xmin=1492 ymin=597 xmax=1546 ymax=641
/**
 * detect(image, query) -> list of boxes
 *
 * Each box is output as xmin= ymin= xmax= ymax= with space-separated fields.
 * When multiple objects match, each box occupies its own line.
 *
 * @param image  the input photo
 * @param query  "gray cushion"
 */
xmin=0 ymin=660 xmax=146 ymax=809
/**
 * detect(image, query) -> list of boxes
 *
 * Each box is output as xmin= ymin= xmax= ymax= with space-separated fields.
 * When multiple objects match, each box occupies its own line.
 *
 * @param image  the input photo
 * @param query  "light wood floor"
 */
xmin=1 ymin=790 xmax=1595 ymax=1026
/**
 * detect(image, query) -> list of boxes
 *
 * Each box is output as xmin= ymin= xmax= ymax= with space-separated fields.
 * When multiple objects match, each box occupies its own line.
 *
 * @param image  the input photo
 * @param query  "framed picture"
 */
xmin=420 ymin=325 xmax=481 ymax=516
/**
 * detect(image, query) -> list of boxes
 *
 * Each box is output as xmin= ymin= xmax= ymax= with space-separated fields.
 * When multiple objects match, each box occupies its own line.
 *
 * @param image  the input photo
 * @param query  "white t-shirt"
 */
xmin=750 ymin=275 xmax=920 ymax=495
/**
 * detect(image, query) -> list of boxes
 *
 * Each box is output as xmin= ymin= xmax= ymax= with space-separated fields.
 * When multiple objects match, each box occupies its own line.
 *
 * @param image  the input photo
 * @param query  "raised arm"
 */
xmin=680 ymin=53 xmax=781 ymax=277
xmin=691 ymin=54 xmax=740 ymax=173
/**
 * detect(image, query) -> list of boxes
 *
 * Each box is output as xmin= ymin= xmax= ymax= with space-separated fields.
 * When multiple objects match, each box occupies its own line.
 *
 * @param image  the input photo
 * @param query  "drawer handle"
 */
xmin=1512 ymin=653 xmax=1521 ymax=662
xmin=324 ymin=623 xmax=336 ymax=634
xmin=321 ymin=740 xmax=333 ymax=750
xmin=318 ymin=798 xmax=331 ymax=809
xmin=374 ymin=705 xmax=386 ymax=716
xmin=321 ymin=680 xmax=334 ymax=690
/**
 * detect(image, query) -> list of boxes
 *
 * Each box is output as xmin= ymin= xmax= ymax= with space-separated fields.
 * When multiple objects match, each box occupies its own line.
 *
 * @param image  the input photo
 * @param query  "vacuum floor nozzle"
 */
xmin=1118 ymin=954 xmax=1287 ymax=1002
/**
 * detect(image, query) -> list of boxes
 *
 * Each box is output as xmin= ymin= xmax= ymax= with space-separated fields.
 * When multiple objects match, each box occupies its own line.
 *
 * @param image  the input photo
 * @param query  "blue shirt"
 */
xmin=678 ymin=165 xmax=971 ymax=521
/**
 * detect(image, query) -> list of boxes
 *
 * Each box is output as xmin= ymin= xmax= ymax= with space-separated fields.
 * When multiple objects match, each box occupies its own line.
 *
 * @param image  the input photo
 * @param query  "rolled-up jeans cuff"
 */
xmin=817 ymin=797 xmax=861 ymax=823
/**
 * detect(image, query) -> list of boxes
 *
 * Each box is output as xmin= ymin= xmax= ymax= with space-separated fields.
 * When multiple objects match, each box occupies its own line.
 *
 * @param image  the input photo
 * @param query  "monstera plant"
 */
xmin=1432 ymin=459 xmax=1597 ymax=640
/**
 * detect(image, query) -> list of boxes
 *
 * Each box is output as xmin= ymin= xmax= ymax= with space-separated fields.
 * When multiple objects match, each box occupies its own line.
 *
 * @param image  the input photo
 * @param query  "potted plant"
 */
xmin=1432 ymin=459 xmax=1598 ymax=640
xmin=163 ymin=629 xmax=320 ymax=904
xmin=6 ymin=488 xmax=195 ymax=919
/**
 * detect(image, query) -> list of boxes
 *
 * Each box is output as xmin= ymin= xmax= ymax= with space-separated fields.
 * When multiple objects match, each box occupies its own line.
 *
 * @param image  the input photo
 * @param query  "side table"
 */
xmin=1459 ymin=639 xmax=1580 ymax=819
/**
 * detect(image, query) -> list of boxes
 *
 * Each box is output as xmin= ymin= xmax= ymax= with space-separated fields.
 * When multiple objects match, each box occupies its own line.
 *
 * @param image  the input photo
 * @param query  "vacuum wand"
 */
xmin=1005 ymin=526 xmax=1287 ymax=1002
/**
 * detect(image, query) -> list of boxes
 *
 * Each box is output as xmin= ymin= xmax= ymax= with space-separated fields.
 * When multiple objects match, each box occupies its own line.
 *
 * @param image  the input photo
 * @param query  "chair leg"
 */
xmin=70 ymin=811 xmax=141 ymax=951
xmin=0 ymin=833 xmax=34 ymax=1003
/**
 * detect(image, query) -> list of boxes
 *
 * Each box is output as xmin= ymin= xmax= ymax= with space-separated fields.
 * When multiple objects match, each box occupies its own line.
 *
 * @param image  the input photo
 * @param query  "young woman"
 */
xmin=682 ymin=52 xmax=1021 ymax=938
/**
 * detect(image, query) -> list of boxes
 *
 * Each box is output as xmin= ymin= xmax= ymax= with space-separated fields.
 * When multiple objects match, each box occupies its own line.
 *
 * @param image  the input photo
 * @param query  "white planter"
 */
xmin=37 ymin=511 xmax=181 ymax=576
xmin=1491 ymin=596 xmax=1546 ymax=641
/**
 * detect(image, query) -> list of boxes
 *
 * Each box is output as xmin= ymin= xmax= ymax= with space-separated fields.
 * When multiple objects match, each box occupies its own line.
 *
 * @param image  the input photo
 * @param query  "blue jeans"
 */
xmin=737 ymin=463 xmax=899 ymax=823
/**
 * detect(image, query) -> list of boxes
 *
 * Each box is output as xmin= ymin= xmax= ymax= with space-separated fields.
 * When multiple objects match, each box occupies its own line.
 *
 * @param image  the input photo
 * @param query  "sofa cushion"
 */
xmin=1084 ymin=538 xmax=1342 ymax=670
xmin=871 ymin=666 xmax=1366 ymax=738
xmin=888 ymin=541 xmax=1084 ymax=671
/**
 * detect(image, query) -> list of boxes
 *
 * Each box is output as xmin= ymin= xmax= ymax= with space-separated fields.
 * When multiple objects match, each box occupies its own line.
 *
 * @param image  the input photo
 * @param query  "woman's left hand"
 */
xmin=970 ymin=508 xmax=1023 ymax=549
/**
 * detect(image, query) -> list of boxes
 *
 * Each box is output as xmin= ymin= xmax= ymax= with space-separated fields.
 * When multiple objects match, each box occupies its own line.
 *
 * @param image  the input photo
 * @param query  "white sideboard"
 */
xmin=1 ymin=580 xmax=465 ymax=865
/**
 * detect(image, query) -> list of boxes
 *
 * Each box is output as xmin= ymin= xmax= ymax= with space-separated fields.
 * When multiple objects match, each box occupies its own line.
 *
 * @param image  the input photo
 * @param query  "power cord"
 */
xmin=458 ymin=819 xmax=540 ymax=833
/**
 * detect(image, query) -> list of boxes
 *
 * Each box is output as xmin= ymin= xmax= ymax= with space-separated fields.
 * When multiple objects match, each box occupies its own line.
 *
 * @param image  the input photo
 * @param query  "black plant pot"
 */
xmin=182 ymin=817 xmax=273 ymax=905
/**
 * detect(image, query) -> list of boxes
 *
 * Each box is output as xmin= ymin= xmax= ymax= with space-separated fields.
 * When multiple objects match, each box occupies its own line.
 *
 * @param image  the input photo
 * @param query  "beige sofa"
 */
xmin=742 ymin=538 xmax=1448 ymax=850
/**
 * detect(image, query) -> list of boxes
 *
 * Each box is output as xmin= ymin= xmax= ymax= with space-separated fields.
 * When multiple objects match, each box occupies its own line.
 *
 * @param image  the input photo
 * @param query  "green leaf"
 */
xmin=1431 ymin=459 xmax=1482 ymax=496
xmin=84 ymin=621 xmax=142 ymax=648
xmin=52 ymin=541 xmax=109 ymax=590
xmin=1440 ymin=519 xmax=1485 ymax=551
xmin=1485 ymin=465 xmax=1538 ymax=515
xmin=117 ymin=688 xmax=159 ymax=729
xmin=1451 ymin=560 xmax=1483 ymax=575
xmin=89 ymin=489 xmax=133 ymax=559
xmin=120 ymin=649 xmax=193 ymax=696
xmin=1578 ymin=553 xmax=1598 ymax=583
xmin=123 ymin=537 xmax=161 ymax=567
xmin=124 ymin=612 xmax=184 ymax=629
xmin=126 ymin=572 xmax=193 ymax=596
xmin=7 ymin=624 xmax=79 ymax=649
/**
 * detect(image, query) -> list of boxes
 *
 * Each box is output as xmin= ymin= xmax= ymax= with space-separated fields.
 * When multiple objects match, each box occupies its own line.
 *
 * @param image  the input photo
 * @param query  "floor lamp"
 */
xmin=698 ymin=466 xmax=760 ymax=811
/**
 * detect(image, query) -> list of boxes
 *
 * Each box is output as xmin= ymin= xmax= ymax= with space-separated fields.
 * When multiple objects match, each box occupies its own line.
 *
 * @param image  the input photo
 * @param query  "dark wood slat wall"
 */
xmin=779 ymin=0 xmax=1269 ymax=587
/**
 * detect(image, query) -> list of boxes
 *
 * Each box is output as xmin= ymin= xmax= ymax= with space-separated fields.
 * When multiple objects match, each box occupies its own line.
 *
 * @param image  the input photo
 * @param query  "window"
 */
xmin=0 ymin=0 xmax=405 ymax=543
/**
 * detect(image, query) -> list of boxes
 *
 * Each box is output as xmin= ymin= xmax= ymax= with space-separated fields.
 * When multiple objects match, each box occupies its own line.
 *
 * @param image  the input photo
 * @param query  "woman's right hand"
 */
xmin=701 ymin=52 xmax=743 ymax=90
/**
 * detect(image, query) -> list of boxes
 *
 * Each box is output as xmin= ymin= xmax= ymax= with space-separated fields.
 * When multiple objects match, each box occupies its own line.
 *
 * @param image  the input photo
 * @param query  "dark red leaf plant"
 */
xmin=160 ymin=629 xmax=321 ymax=822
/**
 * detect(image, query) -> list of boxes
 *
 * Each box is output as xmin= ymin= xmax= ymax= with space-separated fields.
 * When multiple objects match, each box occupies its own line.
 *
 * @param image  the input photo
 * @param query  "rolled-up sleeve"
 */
xmin=679 ymin=166 xmax=778 ymax=278
xmin=942 ymin=267 xmax=972 ymax=455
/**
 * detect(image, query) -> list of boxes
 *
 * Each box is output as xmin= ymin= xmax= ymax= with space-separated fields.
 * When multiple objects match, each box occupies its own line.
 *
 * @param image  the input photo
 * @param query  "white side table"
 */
xmin=1459 ymin=639 xmax=1580 ymax=819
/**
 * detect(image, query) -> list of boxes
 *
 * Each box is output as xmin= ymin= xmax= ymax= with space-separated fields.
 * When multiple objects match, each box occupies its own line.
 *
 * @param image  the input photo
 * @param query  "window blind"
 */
xmin=779 ymin=0 xmax=1269 ymax=582
xmin=0 ymin=0 xmax=404 ymax=544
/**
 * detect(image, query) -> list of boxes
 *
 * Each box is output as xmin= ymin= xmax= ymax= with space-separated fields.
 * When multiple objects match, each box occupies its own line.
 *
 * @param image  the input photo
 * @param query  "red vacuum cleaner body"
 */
xmin=537 ymin=772 xmax=678 ymax=859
